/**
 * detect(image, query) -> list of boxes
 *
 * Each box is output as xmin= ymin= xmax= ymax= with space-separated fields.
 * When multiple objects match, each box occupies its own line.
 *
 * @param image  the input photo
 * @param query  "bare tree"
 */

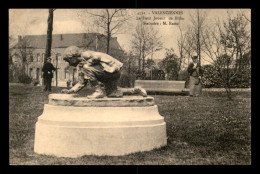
xmin=239 ymin=9 xmax=251 ymax=23
xmin=9 ymin=36 xmax=16 ymax=65
xmin=225 ymin=11 xmax=251 ymax=70
xmin=176 ymin=25 xmax=187 ymax=80
xmin=131 ymin=20 xmax=143 ymax=74
xmin=9 ymin=12 xmax=37 ymax=83
xmin=182 ymin=28 xmax=196 ymax=66
xmin=187 ymin=9 xmax=209 ymax=64
xmin=202 ymin=11 xmax=251 ymax=99
xmin=11 ymin=36 xmax=34 ymax=83
xmin=158 ymin=48 xmax=179 ymax=80
xmin=77 ymin=9 xmax=131 ymax=54
xmin=130 ymin=20 xmax=163 ymax=79
xmin=17 ymin=37 xmax=34 ymax=69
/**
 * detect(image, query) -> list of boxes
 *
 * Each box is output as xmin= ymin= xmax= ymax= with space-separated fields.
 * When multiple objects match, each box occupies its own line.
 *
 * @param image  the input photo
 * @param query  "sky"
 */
xmin=9 ymin=8 xmax=251 ymax=62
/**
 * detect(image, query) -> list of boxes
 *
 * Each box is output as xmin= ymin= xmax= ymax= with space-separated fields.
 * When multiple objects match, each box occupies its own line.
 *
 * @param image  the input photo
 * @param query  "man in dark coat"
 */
xmin=42 ymin=57 xmax=56 ymax=92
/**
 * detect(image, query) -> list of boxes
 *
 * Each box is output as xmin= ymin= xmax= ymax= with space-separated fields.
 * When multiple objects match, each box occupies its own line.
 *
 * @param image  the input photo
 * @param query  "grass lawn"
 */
xmin=9 ymin=84 xmax=251 ymax=165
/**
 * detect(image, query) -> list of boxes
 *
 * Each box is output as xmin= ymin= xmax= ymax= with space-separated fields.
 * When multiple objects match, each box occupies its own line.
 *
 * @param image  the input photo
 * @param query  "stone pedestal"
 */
xmin=34 ymin=94 xmax=167 ymax=158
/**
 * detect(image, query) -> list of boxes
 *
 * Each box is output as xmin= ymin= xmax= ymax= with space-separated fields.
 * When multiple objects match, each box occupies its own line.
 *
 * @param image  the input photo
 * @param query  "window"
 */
xmin=29 ymin=68 xmax=33 ymax=77
xmin=64 ymin=69 xmax=66 ymax=79
xmin=72 ymin=69 xmax=76 ymax=82
xmin=36 ymin=68 xmax=40 ymax=80
xmin=30 ymin=55 xmax=33 ymax=62
xmin=37 ymin=53 xmax=41 ymax=62
xmin=56 ymin=53 xmax=61 ymax=62
xmin=34 ymin=55 xmax=38 ymax=62
xmin=58 ymin=69 xmax=62 ymax=80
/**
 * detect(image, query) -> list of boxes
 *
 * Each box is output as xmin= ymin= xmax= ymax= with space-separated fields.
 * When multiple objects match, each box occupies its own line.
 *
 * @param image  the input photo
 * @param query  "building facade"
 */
xmin=12 ymin=33 xmax=125 ymax=87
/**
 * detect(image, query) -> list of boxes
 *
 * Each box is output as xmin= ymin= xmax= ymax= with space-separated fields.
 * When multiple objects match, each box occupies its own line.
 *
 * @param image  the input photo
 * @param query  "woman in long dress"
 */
xmin=187 ymin=56 xmax=203 ymax=97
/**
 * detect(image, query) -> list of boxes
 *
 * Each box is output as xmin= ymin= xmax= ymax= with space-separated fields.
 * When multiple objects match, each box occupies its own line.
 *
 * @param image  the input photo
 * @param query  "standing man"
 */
xmin=187 ymin=56 xmax=203 ymax=97
xmin=42 ymin=57 xmax=56 ymax=92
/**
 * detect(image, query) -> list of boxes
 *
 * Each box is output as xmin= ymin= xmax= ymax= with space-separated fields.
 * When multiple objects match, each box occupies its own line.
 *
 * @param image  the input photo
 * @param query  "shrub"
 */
xmin=201 ymin=65 xmax=222 ymax=88
xmin=201 ymin=64 xmax=251 ymax=88
xmin=9 ymin=66 xmax=21 ymax=83
xmin=150 ymin=68 xmax=165 ymax=80
xmin=229 ymin=68 xmax=251 ymax=88
xmin=179 ymin=70 xmax=189 ymax=81
xmin=179 ymin=70 xmax=190 ymax=88
xmin=18 ymin=73 xmax=32 ymax=84
xmin=118 ymin=72 xmax=136 ymax=88
xmin=9 ymin=68 xmax=14 ymax=83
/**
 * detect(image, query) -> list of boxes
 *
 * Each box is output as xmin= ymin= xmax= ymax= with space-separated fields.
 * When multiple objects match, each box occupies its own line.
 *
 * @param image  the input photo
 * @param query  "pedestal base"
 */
xmin=34 ymin=94 xmax=167 ymax=157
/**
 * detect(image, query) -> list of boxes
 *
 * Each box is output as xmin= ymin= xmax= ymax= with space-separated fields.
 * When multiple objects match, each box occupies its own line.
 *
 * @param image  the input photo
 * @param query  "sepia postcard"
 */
xmin=9 ymin=8 xmax=251 ymax=165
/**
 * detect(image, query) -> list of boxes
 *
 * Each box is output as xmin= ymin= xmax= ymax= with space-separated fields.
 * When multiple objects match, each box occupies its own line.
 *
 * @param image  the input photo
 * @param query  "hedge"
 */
xmin=201 ymin=65 xmax=251 ymax=88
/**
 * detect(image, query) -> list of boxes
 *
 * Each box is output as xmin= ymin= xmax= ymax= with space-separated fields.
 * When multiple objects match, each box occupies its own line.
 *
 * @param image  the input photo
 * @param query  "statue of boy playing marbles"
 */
xmin=61 ymin=46 xmax=147 ymax=98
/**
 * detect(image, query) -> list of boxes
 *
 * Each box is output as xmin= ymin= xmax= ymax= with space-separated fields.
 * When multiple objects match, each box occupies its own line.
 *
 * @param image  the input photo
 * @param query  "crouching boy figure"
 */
xmin=61 ymin=46 xmax=147 ymax=98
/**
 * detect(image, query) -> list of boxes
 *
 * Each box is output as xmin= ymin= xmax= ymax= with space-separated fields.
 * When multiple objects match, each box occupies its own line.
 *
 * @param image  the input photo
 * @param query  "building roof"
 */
xmin=14 ymin=33 xmax=123 ymax=51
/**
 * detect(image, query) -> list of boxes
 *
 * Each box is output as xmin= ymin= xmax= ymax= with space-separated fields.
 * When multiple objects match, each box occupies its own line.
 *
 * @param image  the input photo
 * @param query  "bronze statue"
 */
xmin=61 ymin=46 xmax=147 ymax=98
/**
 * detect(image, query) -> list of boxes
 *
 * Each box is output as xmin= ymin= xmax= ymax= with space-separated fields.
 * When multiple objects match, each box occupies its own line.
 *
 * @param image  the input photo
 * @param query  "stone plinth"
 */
xmin=48 ymin=94 xmax=155 ymax=107
xmin=34 ymin=94 xmax=167 ymax=158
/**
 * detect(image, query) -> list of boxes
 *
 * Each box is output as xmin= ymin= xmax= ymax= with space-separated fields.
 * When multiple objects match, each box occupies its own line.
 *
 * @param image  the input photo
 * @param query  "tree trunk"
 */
xmin=142 ymin=48 xmax=145 ymax=80
xmin=138 ymin=40 xmax=142 ymax=73
xmin=138 ymin=57 xmax=141 ymax=73
xmin=197 ymin=10 xmax=201 ymax=65
xmin=44 ymin=9 xmax=54 ymax=63
xmin=128 ymin=57 xmax=131 ymax=74
xmin=56 ymin=54 xmax=58 ymax=86
xmin=225 ymin=87 xmax=232 ymax=100
xmin=106 ymin=34 xmax=110 ymax=54
xmin=106 ymin=15 xmax=111 ymax=54
xmin=177 ymin=54 xmax=182 ymax=80
xmin=225 ymin=76 xmax=232 ymax=100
